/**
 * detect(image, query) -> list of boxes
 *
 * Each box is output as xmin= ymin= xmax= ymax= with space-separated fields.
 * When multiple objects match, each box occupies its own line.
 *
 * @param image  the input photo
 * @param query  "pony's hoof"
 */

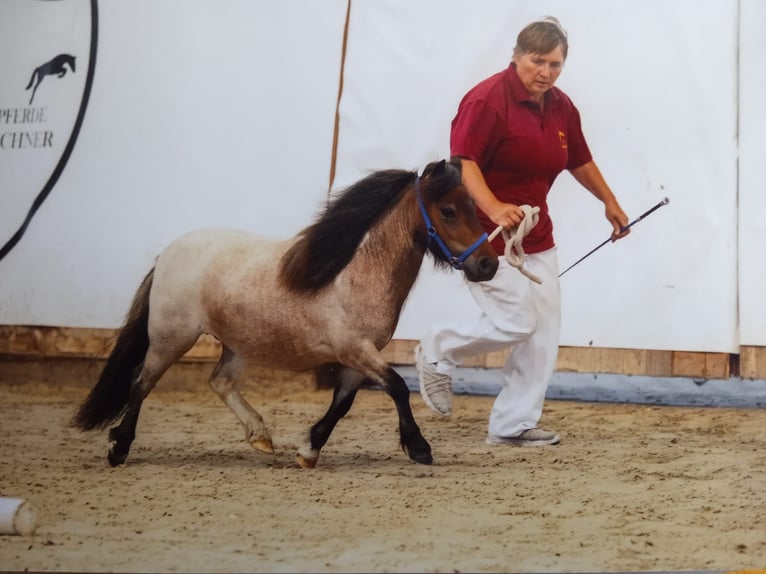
xmin=404 ymin=435 xmax=433 ymax=465
xmin=296 ymin=447 xmax=319 ymax=468
xmin=107 ymin=447 xmax=127 ymax=467
xmin=246 ymin=428 xmax=274 ymax=454
xmin=250 ymin=437 xmax=274 ymax=454
xmin=405 ymin=440 xmax=433 ymax=465
xmin=296 ymin=454 xmax=316 ymax=469
xmin=409 ymin=450 xmax=433 ymax=465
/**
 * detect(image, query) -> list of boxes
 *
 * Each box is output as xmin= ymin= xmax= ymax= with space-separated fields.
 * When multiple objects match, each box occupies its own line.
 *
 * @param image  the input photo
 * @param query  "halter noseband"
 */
xmin=416 ymin=177 xmax=489 ymax=270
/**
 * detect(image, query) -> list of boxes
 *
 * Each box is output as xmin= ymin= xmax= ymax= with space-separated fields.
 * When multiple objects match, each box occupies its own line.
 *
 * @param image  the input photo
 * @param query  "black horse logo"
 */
xmin=25 ymin=54 xmax=76 ymax=104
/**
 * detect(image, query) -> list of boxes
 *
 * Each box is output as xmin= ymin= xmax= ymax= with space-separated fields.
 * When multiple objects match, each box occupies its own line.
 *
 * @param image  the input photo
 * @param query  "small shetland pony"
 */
xmin=72 ymin=158 xmax=498 ymax=468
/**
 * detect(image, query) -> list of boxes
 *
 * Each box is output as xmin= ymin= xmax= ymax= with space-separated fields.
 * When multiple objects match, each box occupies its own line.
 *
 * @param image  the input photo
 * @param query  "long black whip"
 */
xmin=558 ymin=197 xmax=670 ymax=277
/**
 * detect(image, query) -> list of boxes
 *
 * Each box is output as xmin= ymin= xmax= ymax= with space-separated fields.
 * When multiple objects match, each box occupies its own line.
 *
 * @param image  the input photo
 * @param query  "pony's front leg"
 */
xmin=209 ymin=347 xmax=274 ymax=454
xmin=380 ymin=366 xmax=432 ymax=465
xmin=297 ymin=366 xmax=365 ymax=468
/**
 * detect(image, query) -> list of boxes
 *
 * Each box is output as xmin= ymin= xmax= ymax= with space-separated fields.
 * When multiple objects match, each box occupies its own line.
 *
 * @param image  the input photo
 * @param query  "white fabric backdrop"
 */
xmin=738 ymin=0 xmax=766 ymax=346
xmin=0 ymin=0 xmax=346 ymax=327
xmin=0 ymin=0 xmax=92 ymax=251
xmin=1 ymin=0 xmax=759 ymax=354
xmin=334 ymin=0 xmax=739 ymax=352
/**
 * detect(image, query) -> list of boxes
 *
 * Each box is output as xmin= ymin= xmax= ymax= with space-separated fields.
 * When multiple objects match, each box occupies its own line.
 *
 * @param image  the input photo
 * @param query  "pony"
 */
xmin=72 ymin=158 xmax=498 ymax=468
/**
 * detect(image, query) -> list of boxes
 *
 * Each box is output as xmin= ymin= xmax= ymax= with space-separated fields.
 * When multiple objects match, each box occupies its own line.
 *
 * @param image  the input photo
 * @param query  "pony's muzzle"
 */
xmin=463 ymin=254 xmax=499 ymax=282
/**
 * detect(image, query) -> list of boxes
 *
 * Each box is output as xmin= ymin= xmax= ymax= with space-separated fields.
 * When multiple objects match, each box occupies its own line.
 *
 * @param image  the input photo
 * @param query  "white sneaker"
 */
xmin=414 ymin=344 xmax=453 ymax=416
xmin=486 ymin=428 xmax=561 ymax=446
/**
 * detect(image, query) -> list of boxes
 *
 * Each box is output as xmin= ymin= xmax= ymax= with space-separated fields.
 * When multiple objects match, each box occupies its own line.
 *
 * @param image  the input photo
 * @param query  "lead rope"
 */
xmin=487 ymin=205 xmax=543 ymax=284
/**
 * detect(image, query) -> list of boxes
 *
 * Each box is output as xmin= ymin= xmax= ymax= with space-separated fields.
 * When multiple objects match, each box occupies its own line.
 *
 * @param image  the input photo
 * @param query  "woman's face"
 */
xmin=513 ymin=46 xmax=565 ymax=100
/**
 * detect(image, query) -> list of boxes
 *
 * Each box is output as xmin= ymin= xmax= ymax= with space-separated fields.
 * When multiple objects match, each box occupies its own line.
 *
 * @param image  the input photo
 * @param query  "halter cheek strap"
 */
xmin=415 ymin=177 xmax=489 ymax=270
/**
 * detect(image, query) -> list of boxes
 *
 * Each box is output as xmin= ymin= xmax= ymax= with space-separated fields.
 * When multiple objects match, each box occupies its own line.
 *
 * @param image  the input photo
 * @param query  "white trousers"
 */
xmin=419 ymin=247 xmax=561 ymax=437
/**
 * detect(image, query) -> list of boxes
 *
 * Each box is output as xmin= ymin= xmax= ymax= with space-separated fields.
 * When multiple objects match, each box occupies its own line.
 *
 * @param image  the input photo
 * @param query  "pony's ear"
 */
xmin=422 ymin=159 xmax=446 ymax=178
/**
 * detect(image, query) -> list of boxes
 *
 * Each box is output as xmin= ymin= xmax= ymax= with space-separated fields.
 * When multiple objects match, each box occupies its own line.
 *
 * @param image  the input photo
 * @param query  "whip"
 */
xmin=558 ymin=197 xmax=670 ymax=277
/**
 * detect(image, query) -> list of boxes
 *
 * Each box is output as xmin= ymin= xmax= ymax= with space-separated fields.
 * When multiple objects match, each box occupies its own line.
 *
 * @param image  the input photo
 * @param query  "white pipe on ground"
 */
xmin=0 ymin=497 xmax=37 ymax=535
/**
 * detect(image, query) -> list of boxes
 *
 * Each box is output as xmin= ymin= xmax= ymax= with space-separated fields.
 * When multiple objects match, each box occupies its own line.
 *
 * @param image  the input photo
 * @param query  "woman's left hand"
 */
xmin=606 ymin=201 xmax=630 ymax=241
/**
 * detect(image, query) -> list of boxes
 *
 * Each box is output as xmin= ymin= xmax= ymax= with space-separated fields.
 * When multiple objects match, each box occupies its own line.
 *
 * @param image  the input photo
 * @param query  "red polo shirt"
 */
xmin=450 ymin=62 xmax=592 ymax=254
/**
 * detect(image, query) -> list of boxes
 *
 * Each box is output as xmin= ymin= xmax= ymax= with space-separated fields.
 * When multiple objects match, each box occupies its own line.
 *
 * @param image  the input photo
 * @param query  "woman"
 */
xmin=416 ymin=16 xmax=630 ymax=446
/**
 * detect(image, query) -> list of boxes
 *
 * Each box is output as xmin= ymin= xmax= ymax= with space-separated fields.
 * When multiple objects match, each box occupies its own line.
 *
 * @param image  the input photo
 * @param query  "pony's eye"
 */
xmin=440 ymin=206 xmax=457 ymax=219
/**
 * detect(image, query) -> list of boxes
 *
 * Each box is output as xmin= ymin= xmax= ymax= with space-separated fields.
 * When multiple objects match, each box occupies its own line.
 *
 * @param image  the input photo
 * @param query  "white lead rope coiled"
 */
xmin=487 ymin=204 xmax=543 ymax=284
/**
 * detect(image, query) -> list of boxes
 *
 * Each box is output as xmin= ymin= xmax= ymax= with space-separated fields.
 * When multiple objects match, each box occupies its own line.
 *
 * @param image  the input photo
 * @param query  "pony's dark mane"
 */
xmin=279 ymin=168 xmax=416 ymax=292
xmin=279 ymin=159 xmax=463 ymax=292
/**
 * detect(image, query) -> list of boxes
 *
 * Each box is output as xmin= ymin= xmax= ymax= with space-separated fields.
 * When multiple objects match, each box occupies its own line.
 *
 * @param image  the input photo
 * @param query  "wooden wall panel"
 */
xmin=0 ymin=326 xmax=754 ymax=379
xmin=740 ymin=346 xmax=766 ymax=379
xmin=671 ymin=351 xmax=730 ymax=379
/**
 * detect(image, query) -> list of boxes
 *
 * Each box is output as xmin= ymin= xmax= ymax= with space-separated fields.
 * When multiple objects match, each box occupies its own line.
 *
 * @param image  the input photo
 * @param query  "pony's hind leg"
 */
xmin=107 ymin=346 xmax=181 ymax=466
xmin=107 ymin=367 xmax=153 ymax=467
xmin=297 ymin=366 xmax=365 ymax=469
xmin=208 ymin=345 xmax=273 ymax=454
xmin=108 ymin=333 xmax=199 ymax=466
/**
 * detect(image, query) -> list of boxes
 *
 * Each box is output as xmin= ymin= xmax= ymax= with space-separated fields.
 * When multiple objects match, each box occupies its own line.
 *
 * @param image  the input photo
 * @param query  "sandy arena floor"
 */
xmin=0 ymin=369 xmax=764 ymax=573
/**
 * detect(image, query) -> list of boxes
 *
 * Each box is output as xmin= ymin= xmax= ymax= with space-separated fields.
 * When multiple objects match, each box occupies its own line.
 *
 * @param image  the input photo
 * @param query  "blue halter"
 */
xmin=416 ymin=177 xmax=489 ymax=270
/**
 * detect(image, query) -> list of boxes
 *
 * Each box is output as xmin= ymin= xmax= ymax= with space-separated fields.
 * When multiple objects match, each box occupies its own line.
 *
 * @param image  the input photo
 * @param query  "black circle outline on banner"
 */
xmin=0 ymin=0 xmax=99 ymax=262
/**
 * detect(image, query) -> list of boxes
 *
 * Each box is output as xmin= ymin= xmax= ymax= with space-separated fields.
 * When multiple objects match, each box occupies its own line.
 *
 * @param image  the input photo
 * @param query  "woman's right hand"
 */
xmin=485 ymin=200 xmax=526 ymax=229
xmin=459 ymin=159 xmax=526 ymax=229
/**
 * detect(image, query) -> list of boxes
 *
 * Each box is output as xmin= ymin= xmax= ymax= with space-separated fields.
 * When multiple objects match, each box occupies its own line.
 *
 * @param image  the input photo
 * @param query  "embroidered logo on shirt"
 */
xmin=558 ymin=130 xmax=567 ymax=149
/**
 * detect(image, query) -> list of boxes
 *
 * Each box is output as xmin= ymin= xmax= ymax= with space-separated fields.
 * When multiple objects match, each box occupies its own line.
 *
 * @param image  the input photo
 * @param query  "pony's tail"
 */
xmin=72 ymin=268 xmax=155 ymax=431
